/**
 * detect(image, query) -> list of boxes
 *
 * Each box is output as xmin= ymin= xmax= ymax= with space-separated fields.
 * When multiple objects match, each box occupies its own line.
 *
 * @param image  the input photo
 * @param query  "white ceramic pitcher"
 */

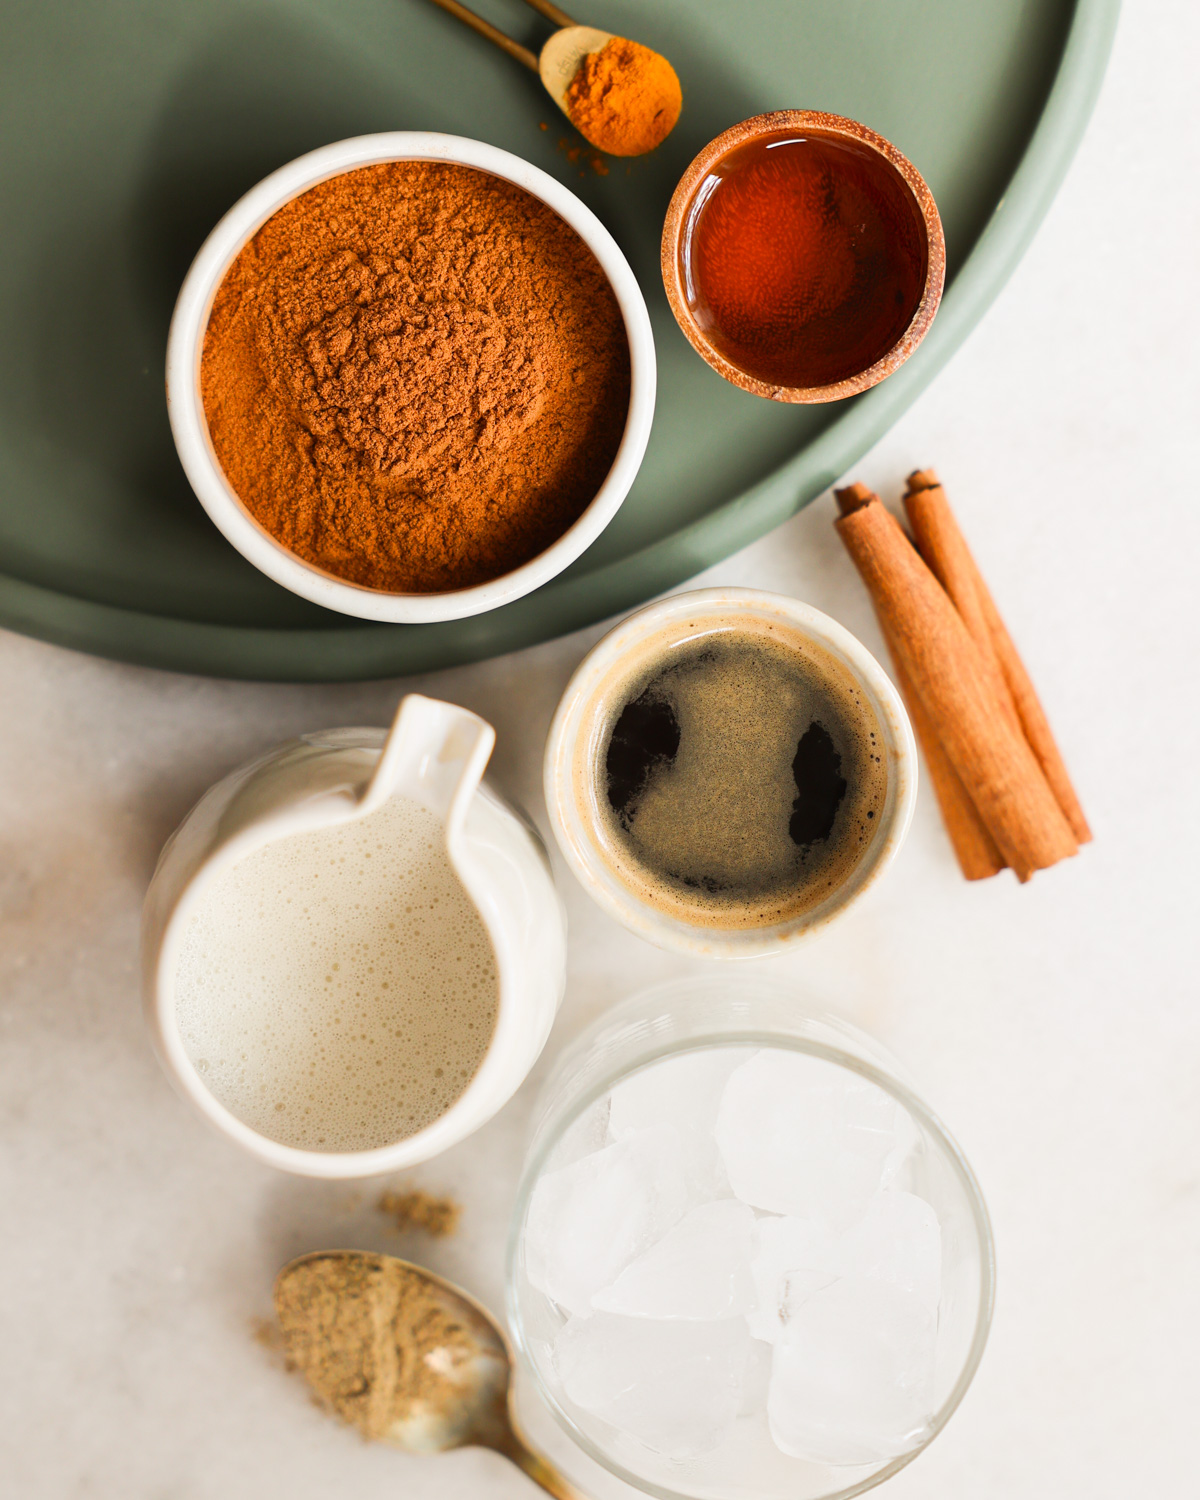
xmin=142 ymin=695 xmax=567 ymax=1177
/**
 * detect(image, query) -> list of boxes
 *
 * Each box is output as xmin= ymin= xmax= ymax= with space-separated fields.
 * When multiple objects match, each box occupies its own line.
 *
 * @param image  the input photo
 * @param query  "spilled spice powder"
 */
xmin=377 ymin=1187 xmax=460 ymax=1238
xmin=250 ymin=1315 xmax=285 ymax=1354
xmin=564 ymin=37 xmax=682 ymax=157
xmin=201 ymin=163 xmax=630 ymax=593
xmin=556 ymin=135 xmax=610 ymax=176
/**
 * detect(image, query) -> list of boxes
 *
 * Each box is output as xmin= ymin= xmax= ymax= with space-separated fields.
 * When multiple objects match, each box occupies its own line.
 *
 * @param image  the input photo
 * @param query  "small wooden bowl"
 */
xmin=661 ymin=111 xmax=946 ymax=404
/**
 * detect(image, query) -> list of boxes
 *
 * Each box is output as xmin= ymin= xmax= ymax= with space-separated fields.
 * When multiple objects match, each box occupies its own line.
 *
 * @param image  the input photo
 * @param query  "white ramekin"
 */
xmin=165 ymin=133 xmax=656 ymax=624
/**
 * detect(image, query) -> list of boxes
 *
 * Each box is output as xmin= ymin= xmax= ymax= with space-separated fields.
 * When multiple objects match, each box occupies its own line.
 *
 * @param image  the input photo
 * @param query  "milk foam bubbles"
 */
xmin=173 ymin=794 xmax=498 ymax=1152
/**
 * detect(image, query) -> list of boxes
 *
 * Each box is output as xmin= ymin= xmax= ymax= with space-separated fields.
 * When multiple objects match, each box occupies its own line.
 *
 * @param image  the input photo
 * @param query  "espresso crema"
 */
xmin=574 ymin=615 xmax=889 ymax=928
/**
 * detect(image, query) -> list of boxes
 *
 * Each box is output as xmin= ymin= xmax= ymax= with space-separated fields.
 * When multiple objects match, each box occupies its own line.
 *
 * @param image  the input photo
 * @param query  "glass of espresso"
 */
xmin=544 ymin=590 xmax=916 ymax=956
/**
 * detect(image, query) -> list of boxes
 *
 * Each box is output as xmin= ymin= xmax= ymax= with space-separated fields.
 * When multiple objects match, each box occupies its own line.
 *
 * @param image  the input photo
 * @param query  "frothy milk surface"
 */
xmin=173 ymin=795 xmax=498 ymax=1152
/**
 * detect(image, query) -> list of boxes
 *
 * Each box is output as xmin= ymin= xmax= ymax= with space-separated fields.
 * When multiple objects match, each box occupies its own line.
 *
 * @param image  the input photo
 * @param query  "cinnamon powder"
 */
xmin=200 ymin=163 xmax=630 ymax=594
xmin=377 ymin=1187 xmax=460 ymax=1238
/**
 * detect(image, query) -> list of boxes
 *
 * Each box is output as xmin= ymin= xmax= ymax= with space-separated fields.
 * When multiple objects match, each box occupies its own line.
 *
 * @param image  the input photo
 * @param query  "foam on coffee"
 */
xmin=576 ymin=614 xmax=889 ymax=928
xmin=173 ymin=794 xmax=498 ymax=1153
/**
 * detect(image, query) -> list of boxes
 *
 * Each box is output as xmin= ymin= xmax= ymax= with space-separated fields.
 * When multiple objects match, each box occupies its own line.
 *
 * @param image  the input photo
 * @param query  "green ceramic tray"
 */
xmin=0 ymin=0 xmax=1118 ymax=682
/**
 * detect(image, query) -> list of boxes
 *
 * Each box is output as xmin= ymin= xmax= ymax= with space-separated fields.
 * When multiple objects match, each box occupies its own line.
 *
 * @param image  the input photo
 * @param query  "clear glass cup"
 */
xmin=506 ymin=977 xmax=994 ymax=1500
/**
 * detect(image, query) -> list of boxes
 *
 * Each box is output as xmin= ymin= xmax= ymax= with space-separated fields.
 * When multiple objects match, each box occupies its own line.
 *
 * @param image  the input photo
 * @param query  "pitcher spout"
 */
xmin=358 ymin=694 xmax=496 ymax=837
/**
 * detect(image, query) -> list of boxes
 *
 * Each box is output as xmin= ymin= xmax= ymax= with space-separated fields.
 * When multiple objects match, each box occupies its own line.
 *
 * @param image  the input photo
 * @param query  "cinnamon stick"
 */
xmin=903 ymin=469 xmax=1091 ymax=844
xmin=837 ymin=483 xmax=1005 ymax=879
xmin=834 ymin=486 xmax=1077 ymax=881
xmin=879 ymin=620 xmax=1006 ymax=880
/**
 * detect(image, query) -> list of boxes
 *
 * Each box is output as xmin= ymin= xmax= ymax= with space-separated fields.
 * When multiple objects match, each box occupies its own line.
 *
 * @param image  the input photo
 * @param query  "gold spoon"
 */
xmin=274 ymin=1250 xmax=581 ymax=1499
xmin=425 ymin=0 xmax=680 ymax=156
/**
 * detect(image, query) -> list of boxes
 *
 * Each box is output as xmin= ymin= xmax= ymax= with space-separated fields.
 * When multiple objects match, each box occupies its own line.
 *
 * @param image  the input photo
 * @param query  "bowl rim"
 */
xmin=165 ymin=131 xmax=656 ymax=623
xmin=660 ymin=110 xmax=946 ymax=405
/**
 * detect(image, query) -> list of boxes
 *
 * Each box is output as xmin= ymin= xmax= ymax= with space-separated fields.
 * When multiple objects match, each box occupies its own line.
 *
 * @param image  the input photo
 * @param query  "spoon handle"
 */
xmin=521 ymin=0 xmax=577 ymax=28
xmin=425 ymin=0 xmax=539 ymax=71
xmin=496 ymin=1427 xmax=586 ymax=1499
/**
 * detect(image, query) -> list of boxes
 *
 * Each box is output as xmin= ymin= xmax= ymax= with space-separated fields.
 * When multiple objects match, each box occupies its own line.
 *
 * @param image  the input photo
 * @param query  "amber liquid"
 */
xmin=678 ymin=131 xmax=929 ymax=390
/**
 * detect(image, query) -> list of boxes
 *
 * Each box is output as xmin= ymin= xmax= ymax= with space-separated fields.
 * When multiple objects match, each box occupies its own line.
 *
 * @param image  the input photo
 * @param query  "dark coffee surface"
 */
xmin=606 ymin=694 xmax=681 ymax=822
xmin=594 ymin=624 xmax=886 ymax=925
xmin=789 ymin=721 xmax=848 ymax=846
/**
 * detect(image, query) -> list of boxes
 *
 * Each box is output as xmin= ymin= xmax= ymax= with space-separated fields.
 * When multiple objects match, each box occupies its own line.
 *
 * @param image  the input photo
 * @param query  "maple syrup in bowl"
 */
xmin=662 ymin=112 xmax=945 ymax=403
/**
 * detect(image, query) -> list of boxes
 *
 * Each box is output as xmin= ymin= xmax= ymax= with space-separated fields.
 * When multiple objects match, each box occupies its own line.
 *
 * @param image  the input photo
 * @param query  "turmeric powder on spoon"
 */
xmin=426 ymin=3 xmax=682 ymax=158
xmin=563 ymin=36 xmax=682 ymax=157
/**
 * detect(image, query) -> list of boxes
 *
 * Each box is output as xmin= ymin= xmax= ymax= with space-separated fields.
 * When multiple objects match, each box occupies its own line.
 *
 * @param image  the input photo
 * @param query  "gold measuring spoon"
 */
xmin=425 ymin=0 xmax=681 ymax=156
xmin=275 ymin=1250 xmax=581 ymax=1498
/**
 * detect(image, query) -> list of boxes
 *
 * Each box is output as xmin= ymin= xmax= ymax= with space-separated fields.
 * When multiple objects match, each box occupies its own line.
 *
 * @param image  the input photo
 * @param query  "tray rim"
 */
xmin=0 ymin=0 xmax=1121 ymax=682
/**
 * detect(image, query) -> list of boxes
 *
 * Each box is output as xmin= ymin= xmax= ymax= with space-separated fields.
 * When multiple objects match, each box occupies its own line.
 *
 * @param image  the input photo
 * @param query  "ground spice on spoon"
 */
xmin=564 ymin=37 xmax=682 ymax=156
xmin=201 ymin=162 xmax=630 ymax=594
xmin=274 ymin=1254 xmax=475 ymax=1441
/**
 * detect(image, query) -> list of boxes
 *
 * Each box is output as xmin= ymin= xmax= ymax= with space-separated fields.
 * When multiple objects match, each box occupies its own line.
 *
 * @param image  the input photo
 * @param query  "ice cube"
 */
xmin=881 ymin=1103 xmax=922 ymax=1190
xmin=748 ymin=1215 xmax=837 ymax=1342
xmin=524 ymin=1125 xmax=690 ymax=1316
xmin=553 ymin=1094 xmax=612 ymax=1167
xmin=749 ymin=1192 xmax=941 ymax=1342
xmin=767 ymin=1276 xmax=937 ymax=1464
xmin=739 ymin=1335 xmax=774 ymax=1416
xmin=843 ymin=1191 xmax=941 ymax=1310
xmin=716 ymin=1050 xmax=900 ymax=1229
xmin=554 ymin=1312 xmax=753 ymax=1459
xmin=609 ymin=1048 xmax=751 ymax=1195
xmin=592 ymin=1200 xmax=756 ymax=1320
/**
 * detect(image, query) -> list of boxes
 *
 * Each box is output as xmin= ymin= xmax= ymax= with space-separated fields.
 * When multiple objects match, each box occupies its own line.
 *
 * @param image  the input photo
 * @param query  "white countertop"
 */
xmin=2 ymin=4 xmax=1196 ymax=1495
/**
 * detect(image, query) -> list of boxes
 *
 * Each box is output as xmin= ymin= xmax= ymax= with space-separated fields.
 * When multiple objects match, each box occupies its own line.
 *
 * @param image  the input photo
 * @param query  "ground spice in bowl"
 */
xmin=200 ymin=162 xmax=631 ymax=595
